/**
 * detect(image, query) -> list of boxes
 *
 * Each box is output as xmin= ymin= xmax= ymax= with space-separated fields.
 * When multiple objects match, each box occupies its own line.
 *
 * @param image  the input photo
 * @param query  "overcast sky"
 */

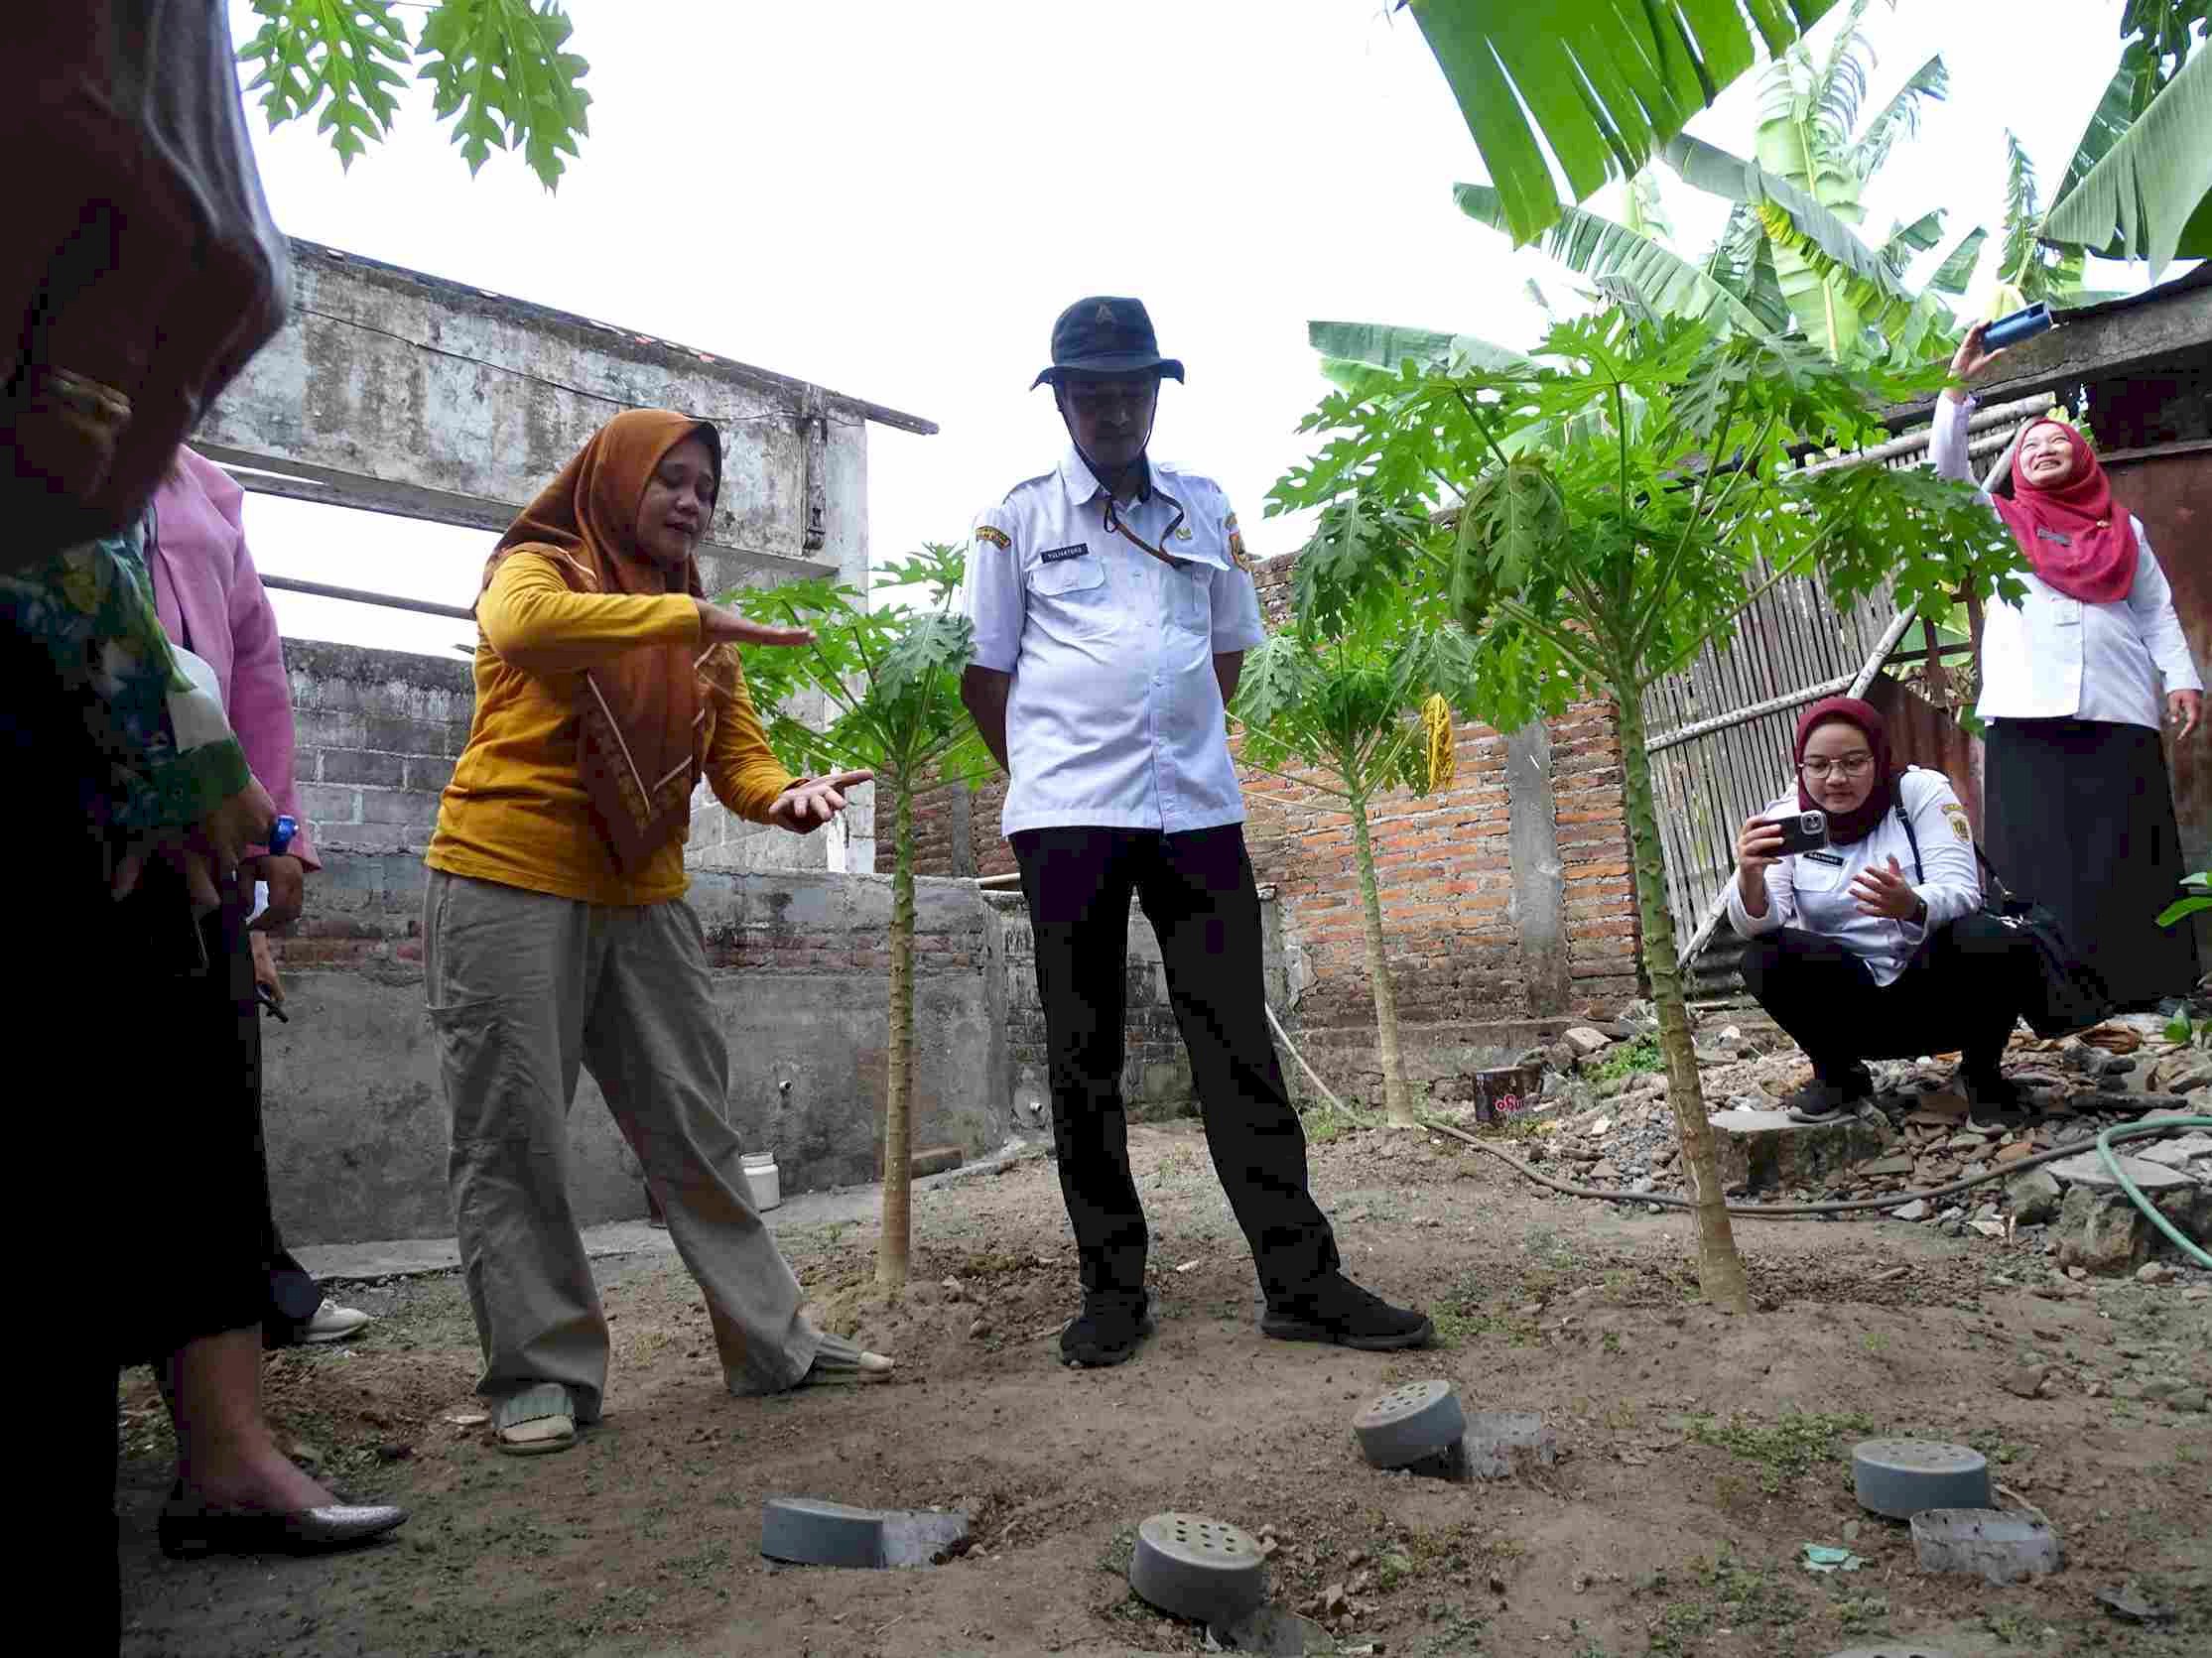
xmin=228 ymin=0 xmax=2164 ymax=659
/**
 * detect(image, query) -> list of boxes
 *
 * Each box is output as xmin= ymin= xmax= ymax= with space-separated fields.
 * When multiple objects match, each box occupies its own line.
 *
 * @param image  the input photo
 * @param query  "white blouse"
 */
xmin=1931 ymin=395 xmax=2200 ymax=729
xmin=1727 ymin=768 xmax=1983 ymax=987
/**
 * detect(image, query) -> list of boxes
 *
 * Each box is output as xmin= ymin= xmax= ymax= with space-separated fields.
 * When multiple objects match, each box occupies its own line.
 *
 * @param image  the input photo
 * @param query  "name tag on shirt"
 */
xmin=2034 ymin=526 xmax=2071 ymax=547
xmin=1804 ymin=851 xmax=1846 ymax=866
xmin=1039 ymin=544 xmax=1090 ymax=565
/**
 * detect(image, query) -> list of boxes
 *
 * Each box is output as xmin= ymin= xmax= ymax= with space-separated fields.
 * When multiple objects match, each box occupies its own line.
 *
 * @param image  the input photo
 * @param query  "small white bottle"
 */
xmin=741 ymin=1152 xmax=781 ymax=1212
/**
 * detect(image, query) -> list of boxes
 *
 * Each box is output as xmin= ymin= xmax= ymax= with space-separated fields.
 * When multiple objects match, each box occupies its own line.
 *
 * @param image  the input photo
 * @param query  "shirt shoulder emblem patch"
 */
xmin=1224 ymin=511 xmax=1251 ymax=573
xmin=975 ymin=524 xmax=1012 ymax=552
xmin=1942 ymin=804 xmax=1972 ymax=842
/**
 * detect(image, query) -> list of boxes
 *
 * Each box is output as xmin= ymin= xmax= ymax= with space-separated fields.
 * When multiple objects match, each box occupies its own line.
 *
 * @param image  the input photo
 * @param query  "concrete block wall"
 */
xmin=286 ymin=639 xmax=473 ymax=855
xmin=264 ymin=853 xmax=1006 ymax=1245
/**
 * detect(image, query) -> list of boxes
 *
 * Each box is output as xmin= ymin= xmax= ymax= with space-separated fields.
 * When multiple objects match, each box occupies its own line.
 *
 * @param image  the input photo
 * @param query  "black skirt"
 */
xmin=1983 ymin=717 xmax=2201 ymax=1007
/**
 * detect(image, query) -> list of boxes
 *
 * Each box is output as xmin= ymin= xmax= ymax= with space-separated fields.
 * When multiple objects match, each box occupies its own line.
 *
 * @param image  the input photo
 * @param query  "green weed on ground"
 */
xmin=1590 ymin=1035 xmax=1663 ymax=1081
xmin=1686 ymin=1409 xmax=1875 ymax=1494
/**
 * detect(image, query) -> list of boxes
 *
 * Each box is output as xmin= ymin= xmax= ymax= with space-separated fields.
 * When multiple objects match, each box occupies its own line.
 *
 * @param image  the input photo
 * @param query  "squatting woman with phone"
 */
xmin=1727 ymin=697 xmax=2035 ymax=1126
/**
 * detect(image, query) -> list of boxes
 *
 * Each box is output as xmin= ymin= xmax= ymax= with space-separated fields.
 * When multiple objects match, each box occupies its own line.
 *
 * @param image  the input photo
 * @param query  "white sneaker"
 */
xmin=302 ymin=1298 xmax=373 ymax=1343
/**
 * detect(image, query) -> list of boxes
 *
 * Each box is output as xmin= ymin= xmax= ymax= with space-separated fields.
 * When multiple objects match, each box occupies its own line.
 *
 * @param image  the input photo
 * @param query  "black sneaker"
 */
xmin=1261 ymin=1272 xmax=1434 ymax=1350
xmin=1959 ymin=1068 xmax=2025 ymax=1124
xmin=1783 ymin=1068 xmax=1873 ymax=1125
xmin=1060 ymin=1290 xmax=1156 ymax=1368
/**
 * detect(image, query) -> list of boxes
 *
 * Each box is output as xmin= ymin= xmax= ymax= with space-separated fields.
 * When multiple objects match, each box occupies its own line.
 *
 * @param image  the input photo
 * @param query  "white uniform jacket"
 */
xmin=1726 ymin=767 xmax=1983 ymax=987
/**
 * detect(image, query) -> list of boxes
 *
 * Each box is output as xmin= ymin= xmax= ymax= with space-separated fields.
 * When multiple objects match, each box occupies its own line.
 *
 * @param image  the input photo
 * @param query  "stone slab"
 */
xmin=2045 ymin=1152 xmax=2195 ymax=1192
xmin=1712 ymin=1109 xmax=1894 ymax=1193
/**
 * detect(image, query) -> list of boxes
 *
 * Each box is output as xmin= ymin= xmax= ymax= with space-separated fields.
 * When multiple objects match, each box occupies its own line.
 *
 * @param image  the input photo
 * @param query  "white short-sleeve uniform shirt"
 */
xmin=964 ymin=447 xmax=1266 ymax=837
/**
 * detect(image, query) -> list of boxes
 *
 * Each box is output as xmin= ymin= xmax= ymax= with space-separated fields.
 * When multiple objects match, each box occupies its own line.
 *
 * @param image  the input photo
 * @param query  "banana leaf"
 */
xmin=1405 ymin=0 xmax=1845 ymax=246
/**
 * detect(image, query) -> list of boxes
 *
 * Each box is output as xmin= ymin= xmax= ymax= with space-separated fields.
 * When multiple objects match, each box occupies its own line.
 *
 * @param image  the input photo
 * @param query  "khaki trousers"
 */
xmin=424 ymin=870 xmax=817 ymax=1416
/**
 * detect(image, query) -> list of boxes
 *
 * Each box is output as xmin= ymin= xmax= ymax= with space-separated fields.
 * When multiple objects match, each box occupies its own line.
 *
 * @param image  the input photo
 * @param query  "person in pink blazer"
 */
xmin=149 ymin=447 xmax=368 ymax=1347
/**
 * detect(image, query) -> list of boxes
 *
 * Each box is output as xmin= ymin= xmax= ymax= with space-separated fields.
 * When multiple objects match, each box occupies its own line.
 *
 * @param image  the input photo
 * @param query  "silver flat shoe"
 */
xmin=158 ymin=1486 xmax=409 ymax=1559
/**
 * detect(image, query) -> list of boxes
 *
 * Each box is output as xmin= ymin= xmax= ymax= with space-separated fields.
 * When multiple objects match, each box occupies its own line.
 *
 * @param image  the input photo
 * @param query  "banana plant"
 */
xmin=2041 ymin=37 xmax=2212 ymax=281
xmin=1447 ymin=0 xmax=1973 ymax=365
xmin=1405 ymin=0 xmax=1846 ymax=246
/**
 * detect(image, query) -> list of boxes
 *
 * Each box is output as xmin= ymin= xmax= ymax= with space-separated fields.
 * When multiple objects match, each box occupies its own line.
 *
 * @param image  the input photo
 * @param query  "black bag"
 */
xmin=1894 ymin=802 xmax=2110 ymax=1037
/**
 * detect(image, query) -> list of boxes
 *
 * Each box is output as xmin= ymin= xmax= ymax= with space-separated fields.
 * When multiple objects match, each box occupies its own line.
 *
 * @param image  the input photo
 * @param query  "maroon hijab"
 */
xmin=1993 ymin=419 xmax=2135 ymax=604
xmin=1793 ymin=697 xmax=1896 ymax=845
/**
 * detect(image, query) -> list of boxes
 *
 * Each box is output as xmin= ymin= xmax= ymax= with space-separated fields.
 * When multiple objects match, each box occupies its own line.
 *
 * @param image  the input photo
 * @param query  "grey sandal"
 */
xmin=797 ymin=1331 xmax=894 ymax=1387
xmin=493 ymin=1381 xmax=578 ymax=1455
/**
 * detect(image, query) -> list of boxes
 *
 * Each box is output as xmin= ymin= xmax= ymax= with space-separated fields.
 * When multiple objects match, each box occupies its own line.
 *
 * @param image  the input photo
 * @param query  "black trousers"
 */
xmin=1010 ymin=825 xmax=1339 ymax=1302
xmin=1740 ymin=914 xmax=2027 ymax=1084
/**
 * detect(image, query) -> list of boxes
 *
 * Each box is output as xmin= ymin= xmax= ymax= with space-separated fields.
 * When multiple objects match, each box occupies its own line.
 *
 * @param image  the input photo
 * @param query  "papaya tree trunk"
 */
xmin=1608 ymin=666 xmax=1751 ymax=1314
xmin=1349 ymin=788 xmax=1414 ymax=1126
xmin=876 ymin=774 xmax=915 ymax=1289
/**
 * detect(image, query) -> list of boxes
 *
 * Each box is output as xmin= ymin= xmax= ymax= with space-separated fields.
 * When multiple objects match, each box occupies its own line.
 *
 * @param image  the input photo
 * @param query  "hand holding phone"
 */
xmin=1769 ymin=809 xmax=1829 ymax=856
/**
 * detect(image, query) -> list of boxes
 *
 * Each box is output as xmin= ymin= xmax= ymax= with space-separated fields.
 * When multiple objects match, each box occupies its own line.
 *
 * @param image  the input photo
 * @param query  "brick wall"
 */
xmin=285 ymin=639 xmax=471 ymax=855
xmin=904 ymin=551 xmax=1643 ymax=1068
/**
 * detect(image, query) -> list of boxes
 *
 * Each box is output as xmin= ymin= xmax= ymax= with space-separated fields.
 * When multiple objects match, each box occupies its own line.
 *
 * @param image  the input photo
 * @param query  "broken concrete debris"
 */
xmin=1421 ymin=1008 xmax=2210 ymax=1279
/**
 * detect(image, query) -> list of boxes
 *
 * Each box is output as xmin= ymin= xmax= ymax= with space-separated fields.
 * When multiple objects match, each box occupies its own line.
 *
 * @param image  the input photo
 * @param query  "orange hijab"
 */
xmin=481 ymin=410 xmax=723 ymax=873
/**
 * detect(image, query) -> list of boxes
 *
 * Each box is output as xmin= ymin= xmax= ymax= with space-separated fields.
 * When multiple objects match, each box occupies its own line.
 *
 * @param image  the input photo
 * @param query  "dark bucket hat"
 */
xmin=1031 ymin=296 xmax=1185 ymax=388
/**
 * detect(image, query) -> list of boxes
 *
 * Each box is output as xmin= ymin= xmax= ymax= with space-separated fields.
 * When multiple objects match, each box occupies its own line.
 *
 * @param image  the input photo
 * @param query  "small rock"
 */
xmin=376 ymin=1442 xmax=413 ymax=1463
xmin=1842 ymin=1520 xmax=1862 ymax=1544
xmin=2007 ymin=1168 xmax=2064 ymax=1225
xmin=1588 ymin=1116 xmax=1613 ymax=1138
xmin=1890 ymin=1200 xmax=1930 ymax=1221
xmin=967 ymin=1318 xmax=991 ymax=1339
xmin=941 ymin=1276 xmax=966 ymax=1302
xmin=2169 ymin=1388 xmax=2208 ymax=1414
xmin=1563 ymin=1027 xmax=1613 ymax=1059
xmin=2066 ymin=1265 xmax=2089 ymax=1281
xmin=1998 ymin=1366 xmax=2047 ymax=1400
xmin=2135 ymin=1261 xmax=2171 ymax=1285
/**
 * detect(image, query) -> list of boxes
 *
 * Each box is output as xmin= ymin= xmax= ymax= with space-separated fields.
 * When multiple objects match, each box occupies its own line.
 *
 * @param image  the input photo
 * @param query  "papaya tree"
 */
xmin=1269 ymin=308 xmax=2020 ymax=1312
xmin=1230 ymin=605 xmax=1479 ymax=1127
xmin=237 ymin=0 xmax=592 ymax=188
xmin=731 ymin=544 xmax=991 ymax=1289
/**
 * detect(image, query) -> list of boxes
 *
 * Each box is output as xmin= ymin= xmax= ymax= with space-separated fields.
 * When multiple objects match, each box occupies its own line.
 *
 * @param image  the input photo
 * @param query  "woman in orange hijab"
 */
xmin=424 ymin=410 xmax=885 ymax=1456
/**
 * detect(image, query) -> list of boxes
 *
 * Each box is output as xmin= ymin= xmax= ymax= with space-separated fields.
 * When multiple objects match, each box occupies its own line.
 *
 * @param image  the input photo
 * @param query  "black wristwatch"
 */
xmin=1909 ymin=897 xmax=1928 ymax=928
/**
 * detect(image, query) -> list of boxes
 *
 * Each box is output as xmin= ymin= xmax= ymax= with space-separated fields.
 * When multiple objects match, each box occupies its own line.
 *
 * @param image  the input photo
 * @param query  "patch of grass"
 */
xmin=1643 ymin=1553 xmax=1806 ymax=1655
xmin=1831 ymin=1591 xmax=1890 ymax=1635
xmin=1591 ymin=1034 xmax=1663 ymax=1081
xmin=1686 ymin=1409 xmax=1876 ymax=1494
xmin=1303 ymin=1098 xmax=1380 ymax=1145
xmin=1981 ymin=1605 xmax=2050 ymax=1646
xmin=1096 ymin=1524 xmax=1137 ymax=1576
xmin=1964 ymin=1428 xmax=2027 ymax=1467
xmin=1861 ymin=1331 xmax=1890 ymax=1355
xmin=1602 ymin=1331 xmax=1624 ymax=1355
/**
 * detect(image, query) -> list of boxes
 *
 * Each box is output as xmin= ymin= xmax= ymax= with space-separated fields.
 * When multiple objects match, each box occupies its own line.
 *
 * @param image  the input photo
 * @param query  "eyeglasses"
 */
xmin=1798 ymin=753 xmax=1876 ymax=781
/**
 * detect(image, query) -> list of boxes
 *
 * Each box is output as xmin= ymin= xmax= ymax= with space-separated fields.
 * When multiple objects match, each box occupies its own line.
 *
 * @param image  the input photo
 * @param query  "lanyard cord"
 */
xmin=1101 ymin=487 xmax=1189 ymax=568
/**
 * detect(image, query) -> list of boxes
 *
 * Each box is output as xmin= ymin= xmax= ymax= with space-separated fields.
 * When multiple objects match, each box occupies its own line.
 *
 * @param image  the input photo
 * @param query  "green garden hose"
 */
xmin=2097 ymin=1116 xmax=2212 ymax=1269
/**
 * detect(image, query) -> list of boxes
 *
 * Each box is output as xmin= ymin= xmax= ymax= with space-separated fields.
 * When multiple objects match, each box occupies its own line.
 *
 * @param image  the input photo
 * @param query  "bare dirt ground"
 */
xmin=117 ymin=1121 xmax=2210 ymax=1657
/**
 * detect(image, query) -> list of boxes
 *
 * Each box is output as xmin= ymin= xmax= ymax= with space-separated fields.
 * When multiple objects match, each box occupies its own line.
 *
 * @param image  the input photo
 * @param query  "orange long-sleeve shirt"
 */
xmin=426 ymin=551 xmax=796 ymax=906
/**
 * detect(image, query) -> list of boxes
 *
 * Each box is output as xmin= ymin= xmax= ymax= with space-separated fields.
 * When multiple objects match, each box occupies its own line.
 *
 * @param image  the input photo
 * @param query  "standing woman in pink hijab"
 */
xmin=1938 ymin=321 xmax=2205 ymax=1011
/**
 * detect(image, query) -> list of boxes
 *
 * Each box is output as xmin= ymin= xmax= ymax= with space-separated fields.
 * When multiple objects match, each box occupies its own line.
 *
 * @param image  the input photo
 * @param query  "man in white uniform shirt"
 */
xmin=961 ymin=297 xmax=1431 ymax=1368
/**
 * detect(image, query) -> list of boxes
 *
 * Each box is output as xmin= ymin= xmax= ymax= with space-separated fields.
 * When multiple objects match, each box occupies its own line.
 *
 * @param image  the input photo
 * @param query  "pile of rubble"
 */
xmin=1430 ymin=1006 xmax=2212 ymax=1282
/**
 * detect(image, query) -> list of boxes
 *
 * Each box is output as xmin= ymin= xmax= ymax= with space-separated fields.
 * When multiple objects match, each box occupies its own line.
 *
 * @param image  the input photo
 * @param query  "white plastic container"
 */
xmin=741 ymin=1152 xmax=781 ymax=1212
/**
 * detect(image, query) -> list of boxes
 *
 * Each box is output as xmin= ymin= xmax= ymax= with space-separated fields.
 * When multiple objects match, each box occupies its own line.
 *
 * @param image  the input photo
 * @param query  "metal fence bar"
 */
xmin=260 ymin=573 xmax=475 ymax=621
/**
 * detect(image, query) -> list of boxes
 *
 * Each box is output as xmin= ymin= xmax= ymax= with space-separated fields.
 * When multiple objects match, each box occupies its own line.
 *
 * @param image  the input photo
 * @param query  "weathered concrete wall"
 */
xmin=199 ymin=239 xmax=918 ymax=872
xmin=264 ymin=853 xmax=1004 ymax=1246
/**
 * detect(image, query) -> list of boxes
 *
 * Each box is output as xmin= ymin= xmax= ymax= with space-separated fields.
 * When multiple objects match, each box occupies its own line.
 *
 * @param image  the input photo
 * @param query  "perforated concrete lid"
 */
xmin=1352 ymin=1379 xmax=1466 ymax=1468
xmin=1851 ymin=1440 xmax=1990 ymax=1519
xmin=1128 ymin=1512 xmax=1266 ymax=1624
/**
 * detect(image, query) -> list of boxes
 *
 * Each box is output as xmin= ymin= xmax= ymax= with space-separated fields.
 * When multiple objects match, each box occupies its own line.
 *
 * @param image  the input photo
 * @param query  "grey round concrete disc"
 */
xmin=1851 ymin=1440 xmax=1990 ymax=1519
xmin=1910 ymin=1507 xmax=2062 ymax=1586
xmin=1352 ymin=1379 xmax=1466 ymax=1468
xmin=1128 ymin=1512 xmax=1266 ymax=1624
xmin=760 ymin=1497 xmax=885 ymax=1568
